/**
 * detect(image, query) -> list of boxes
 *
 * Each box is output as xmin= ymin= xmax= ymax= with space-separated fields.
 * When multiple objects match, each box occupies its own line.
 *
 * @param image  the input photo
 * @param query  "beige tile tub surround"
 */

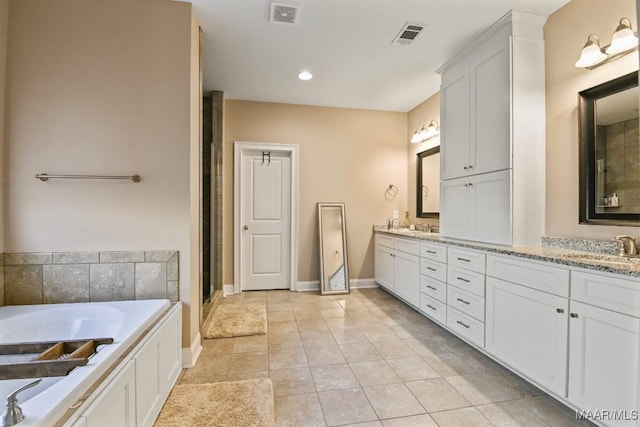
xmin=1 ymin=250 xmax=178 ymax=306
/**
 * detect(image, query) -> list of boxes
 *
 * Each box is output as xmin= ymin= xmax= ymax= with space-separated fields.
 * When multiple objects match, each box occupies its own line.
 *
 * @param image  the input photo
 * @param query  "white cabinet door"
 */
xmin=375 ymin=245 xmax=395 ymax=291
xmin=441 ymin=61 xmax=470 ymax=181
xmin=486 ymin=277 xmax=568 ymax=396
xmin=469 ymin=170 xmax=511 ymax=245
xmin=394 ymin=250 xmax=420 ymax=307
xmin=469 ymin=25 xmax=511 ymax=175
xmin=568 ymin=301 xmax=640 ymax=427
xmin=440 ymin=177 xmax=470 ymax=239
xmin=82 ymin=360 xmax=136 ymax=427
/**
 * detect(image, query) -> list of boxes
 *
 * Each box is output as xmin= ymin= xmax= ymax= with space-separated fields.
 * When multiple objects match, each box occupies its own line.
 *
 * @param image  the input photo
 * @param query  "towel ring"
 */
xmin=385 ymin=184 xmax=398 ymax=199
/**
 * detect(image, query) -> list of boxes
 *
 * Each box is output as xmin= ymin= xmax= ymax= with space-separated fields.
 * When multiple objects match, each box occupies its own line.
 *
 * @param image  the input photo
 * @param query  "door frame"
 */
xmin=233 ymin=142 xmax=299 ymax=294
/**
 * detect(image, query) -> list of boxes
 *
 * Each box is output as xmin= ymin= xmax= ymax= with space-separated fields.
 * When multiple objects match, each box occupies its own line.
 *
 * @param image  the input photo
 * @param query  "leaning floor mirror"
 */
xmin=317 ymin=202 xmax=350 ymax=295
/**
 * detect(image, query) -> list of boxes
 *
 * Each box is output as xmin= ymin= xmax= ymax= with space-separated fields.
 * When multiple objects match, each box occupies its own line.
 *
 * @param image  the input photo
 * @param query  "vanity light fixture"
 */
xmin=297 ymin=71 xmax=313 ymax=80
xmin=575 ymin=18 xmax=638 ymax=69
xmin=410 ymin=119 xmax=440 ymax=143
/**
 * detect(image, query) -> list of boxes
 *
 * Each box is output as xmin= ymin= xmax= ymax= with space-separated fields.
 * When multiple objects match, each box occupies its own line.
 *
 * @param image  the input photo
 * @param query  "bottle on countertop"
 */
xmin=402 ymin=211 xmax=412 ymax=228
xmin=610 ymin=193 xmax=619 ymax=207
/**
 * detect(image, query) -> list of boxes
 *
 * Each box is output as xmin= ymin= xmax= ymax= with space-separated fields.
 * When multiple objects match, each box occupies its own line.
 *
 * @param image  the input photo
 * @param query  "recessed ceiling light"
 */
xmin=297 ymin=71 xmax=313 ymax=81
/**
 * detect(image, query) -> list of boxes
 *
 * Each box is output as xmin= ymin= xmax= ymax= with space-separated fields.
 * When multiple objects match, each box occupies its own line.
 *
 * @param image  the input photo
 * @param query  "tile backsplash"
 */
xmin=0 ymin=250 xmax=178 ymax=306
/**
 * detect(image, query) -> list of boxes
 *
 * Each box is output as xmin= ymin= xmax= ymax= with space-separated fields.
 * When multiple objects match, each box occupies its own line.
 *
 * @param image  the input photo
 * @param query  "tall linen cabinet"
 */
xmin=437 ymin=11 xmax=546 ymax=246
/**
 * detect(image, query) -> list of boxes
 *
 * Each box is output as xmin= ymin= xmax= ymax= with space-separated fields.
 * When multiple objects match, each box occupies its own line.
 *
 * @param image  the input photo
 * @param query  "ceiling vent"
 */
xmin=270 ymin=2 xmax=299 ymax=25
xmin=392 ymin=22 xmax=426 ymax=45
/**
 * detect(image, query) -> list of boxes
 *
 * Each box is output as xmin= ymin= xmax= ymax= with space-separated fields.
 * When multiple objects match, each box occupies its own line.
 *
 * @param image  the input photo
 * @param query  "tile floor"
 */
xmin=178 ymin=288 xmax=595 ymax=427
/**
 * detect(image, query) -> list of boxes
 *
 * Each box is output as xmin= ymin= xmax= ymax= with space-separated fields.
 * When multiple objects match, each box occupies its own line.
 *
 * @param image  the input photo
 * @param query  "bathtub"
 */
xmin=0 ymin=299 xmax=171 ymax=426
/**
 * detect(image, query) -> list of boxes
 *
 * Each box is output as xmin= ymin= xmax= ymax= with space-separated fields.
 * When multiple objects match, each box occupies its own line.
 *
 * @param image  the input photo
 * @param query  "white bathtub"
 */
xmin=0 ymin=299 xmax=171 ymax=426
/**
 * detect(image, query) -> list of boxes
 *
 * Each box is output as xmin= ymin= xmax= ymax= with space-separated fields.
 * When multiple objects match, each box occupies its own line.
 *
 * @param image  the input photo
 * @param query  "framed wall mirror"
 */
xmin=579 ymin=71 xmax=640 ymax=225
xmin=317 ymin=202 xmax=350 ymax=295
xmin=417 ymin=146 xmax=440 ymax=218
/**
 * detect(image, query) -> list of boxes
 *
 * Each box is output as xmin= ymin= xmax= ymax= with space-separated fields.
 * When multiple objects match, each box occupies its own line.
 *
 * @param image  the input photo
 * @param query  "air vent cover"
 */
xmin=270 ymin=2 xmax=299 ymax=25
xmin=392 ymin=22 xmax=426 ymax=45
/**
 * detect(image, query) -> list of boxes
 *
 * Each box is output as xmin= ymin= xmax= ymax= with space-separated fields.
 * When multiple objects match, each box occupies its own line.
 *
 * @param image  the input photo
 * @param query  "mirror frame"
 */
xmin=317 ymin=202 xmax=350 ymax=295
xmin=578 ymin=70 xmax=640 ymax=226
xmin=417 ymin=146 xmax=440 ymax=219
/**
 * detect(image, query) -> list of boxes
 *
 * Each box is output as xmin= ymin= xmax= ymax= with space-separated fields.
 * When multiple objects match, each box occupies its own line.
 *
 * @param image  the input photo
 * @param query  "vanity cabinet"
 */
xmin=438 ymin=11 xmax=546 ymax=246
xmin=419 ymin=241 xmax=448 ymax=324
xmin=374 ymin=235 xmax=420 ymax=307
xmin=566 ymin=272 xmax=640 ymax=427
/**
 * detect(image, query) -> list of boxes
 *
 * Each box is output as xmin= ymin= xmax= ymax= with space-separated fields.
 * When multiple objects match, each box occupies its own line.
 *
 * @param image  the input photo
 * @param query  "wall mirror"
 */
xmin=579 ymin=71 xmax=640 ymax=225
xmin=417 ymin=146 xmax=440 ymax=218
xmin=318 ymin=202 xmax=350 ymax=295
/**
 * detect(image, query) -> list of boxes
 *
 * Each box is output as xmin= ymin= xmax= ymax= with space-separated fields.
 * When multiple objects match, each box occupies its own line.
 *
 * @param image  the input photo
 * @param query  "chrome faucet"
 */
xmin=1 ymin=379 xmax=41 ymax=427
xmin=613 ymin=235 xmax=639 ymax=257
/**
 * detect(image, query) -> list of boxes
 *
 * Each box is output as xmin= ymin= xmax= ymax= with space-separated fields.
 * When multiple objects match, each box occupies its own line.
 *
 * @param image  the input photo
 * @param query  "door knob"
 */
xmin=243 ymin=225 xmax=249 ymax=230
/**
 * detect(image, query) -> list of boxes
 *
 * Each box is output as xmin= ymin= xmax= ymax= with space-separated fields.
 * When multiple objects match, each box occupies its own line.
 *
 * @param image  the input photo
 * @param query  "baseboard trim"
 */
xmin=182 ymin=332 xmax=202 ymax=368
xmin=222 ymin=279 xmax=378 ymax=294
xmin=351 ymin=278 xmax=378 ymax=289
xmin=296 ymin=280 xmax=320 ymax=292
xmin=223 ymin=284 xmax=235 ymax=296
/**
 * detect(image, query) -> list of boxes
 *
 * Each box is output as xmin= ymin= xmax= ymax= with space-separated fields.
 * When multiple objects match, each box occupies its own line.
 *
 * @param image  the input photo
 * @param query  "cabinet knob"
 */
xmin=463 ymin=166 xmax=468 ymax=170
xmin=556 ymin=308 xmax=564 ymax=313
xmin=570 ymin=313 xmax=579 ymax=318
xmin=468 ymin=165 xmax=473 ymax=169
xmin=468 ymin=183 xmax=473 ymax=187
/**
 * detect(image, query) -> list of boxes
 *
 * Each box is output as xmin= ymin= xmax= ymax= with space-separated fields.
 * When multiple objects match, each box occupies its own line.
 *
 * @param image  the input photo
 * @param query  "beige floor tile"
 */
xmin=339 ymin=342 xmax=382 ymax=363
xmin=227 ymin=351 xmax=268 ymax=374
xmin=321 ymin=308 xmax=346 ymax=318
xmin=403 ymin=337 xmax=452 ymax=357
xmin=268 ymin=311 xmax=296 ymax=322
xmin=201 ymin=337 xmax=235 ymax=354
xmin=268 ymin=302 xmax=293 ymax=312
xmin=233 ymin=335 xmax=268 ymax=353
xmin=363 ymin=383 xmax=426 ymax=419
xmin=350 ymin=360 xmax=402 ymax=386
xmin=381 ymin=414 xmax=438 ymax=427
xmin=519 ymin=395 xmax=596 ymax=427
xmin=270 ymin=320 xmax=300 ymax=334
xmin=294 ymin=309 xmax=323 ymax=320
xmin=456 ymin=348 xmax=502 ymax=372
xmin=389 ymin=323 xmax=437 ymax=339
xmin=306 ymin=344 xmax=347 ymax=366
xmin=325 ymin=317 xmax=360 ymax=330
xmin=386 ymin=357 xmax=440 ymax=382
xmin=331 ymin=328 xmax=368 ymax=344
xmin=269 ymin=347 xmax=309 ymax=370
xmin=372 ymin=339 xmax=417 ymax=359
xmin=269 ymin=333 xmax=303 ymax=350
xmin=430 ymin=407 xmax=493 ymax=427
xmin=301 ymin=330 xmax=337 ymax=347
xmin=297 ymin=318 xmax=329 ymax=332
xmin=422 ymin=352 xmax=477 ymax=377
xmin=311 ymin=363 xmax=360 ymax=391
xmin=275 ymin=393 xmax=326 ymax=427
xmin=270 ymin=367 xmax=316 ymax=397
xmin=180 ymin=353 xmax=230 ymax=381
xmin=345 ymin=422 xmax=383 ymax=427
xmin=446 ymin=372 xmax=520 ymax=405
xmin=318 ymin=388 xmax=378 ymax=426
xmin=224 ymin=371 xmax=270 ymax=381
xmin=476 ymin=399 xmax=551 ymax=426
xmin=405 ymin=378 xmax=471 ymax=413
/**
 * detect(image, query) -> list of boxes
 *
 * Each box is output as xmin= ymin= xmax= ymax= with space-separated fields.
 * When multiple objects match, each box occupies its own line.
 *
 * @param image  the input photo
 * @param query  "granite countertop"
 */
xmin=373 ymin=225 xmax=640 ymax=278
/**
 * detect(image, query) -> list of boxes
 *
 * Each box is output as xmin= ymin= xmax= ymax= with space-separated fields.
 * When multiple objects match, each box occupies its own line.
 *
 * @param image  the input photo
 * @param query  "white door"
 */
xmin=440 ymin=60 xmax=470 ymax=181
xmin=440 ymin=176 xmax=470 ymax=240
xmin=469 ymin=169 xmax=511 ymax=245
xmin=239 ymin=149 xmax=292 ymax=290
xmin=394 ymin=251 xmax=420 ymax=307
xmin=374 ymin=245 xmax=395 ymax=292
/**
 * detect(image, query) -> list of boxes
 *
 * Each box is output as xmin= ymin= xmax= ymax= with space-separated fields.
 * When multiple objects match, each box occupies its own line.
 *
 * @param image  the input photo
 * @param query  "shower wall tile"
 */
xmin=90 ymin=263 xmax=135 ymax=302
xmin=135 ymin=262 xmax=167 ymax=299
xmin=53 ymin=252 xmax=100 ymax=264
xmin=43 ymin=264 xmax=90 ymax=303
xmin=5 ymin=265 xmax=43 ymax=305
xmin=99 ymin=251 xmax=145 ymax=263
xmin=1 ymin=250 xmax=179 ymax=306
xmin=5 ymin=253 xmax=52 ymax=265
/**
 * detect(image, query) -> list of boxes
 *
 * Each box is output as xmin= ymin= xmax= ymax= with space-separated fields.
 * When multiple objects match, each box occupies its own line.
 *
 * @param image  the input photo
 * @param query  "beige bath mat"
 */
xmin=204 ymin=303 xmax=267 ymax=338
xmin=155 ymin=379 xmax=275 ymax=427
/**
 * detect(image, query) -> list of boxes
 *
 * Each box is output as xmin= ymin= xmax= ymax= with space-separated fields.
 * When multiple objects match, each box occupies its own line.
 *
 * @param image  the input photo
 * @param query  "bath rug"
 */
xmin=204 ymin=303 xmax=267 ymax=338
xmin=155 ymin=378 xmax=275 ymax=427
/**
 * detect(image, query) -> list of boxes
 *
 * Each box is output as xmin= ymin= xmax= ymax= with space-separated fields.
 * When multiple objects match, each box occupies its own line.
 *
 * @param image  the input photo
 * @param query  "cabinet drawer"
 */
xmin=420 ymin=293 xmax=447 ymax=324
xmin=447 ymin=307 xmax=485 ymax=347
xmin=420 ymin=242 xmax=447 ymax=263
xmin=375 ymin=233 xmax=394 ymax=249
xmin=571 ymin=271 xmax=640 ymax=318
xmin=448 ymin=285 xmax=485 ymax=321
xmin=420 ymin=275 xmax=446 ymax=303
xmin=448 ymin=264 xmax=485 ymax=296
xmin=420 ymin=258 xmax=447 ymax=283
xmin=487 ymin=254 xmax=569 ymax=298
xmin=395 ymin=237 xmax=420 ymax=256
xmin=449 ymin=247 xmax=486 ymax=273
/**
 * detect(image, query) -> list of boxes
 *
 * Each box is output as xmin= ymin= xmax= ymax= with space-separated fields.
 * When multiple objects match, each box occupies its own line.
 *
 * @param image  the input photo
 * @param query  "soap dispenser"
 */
xmin=611 ymin=193 xmax=619 ymax=207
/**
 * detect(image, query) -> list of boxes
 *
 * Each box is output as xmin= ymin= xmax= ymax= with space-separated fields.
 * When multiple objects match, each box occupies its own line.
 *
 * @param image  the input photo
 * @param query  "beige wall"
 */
xmin=545 ymin=0 xmax=639 ymax=239
xmin=0 ymin=0 xmax=7 ymax=253
xmin=224 ymin=100 xmax=407 ymax=284
xmin=407 ymin=93 xmax=441 ymax=227
xmin=4 ymin=0 xmax=199 ymax=348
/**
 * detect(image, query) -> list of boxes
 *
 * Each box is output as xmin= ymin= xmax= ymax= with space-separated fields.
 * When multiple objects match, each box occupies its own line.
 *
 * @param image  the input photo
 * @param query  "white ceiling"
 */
xmin=189 ymin=0 xmax=570 ymax=112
